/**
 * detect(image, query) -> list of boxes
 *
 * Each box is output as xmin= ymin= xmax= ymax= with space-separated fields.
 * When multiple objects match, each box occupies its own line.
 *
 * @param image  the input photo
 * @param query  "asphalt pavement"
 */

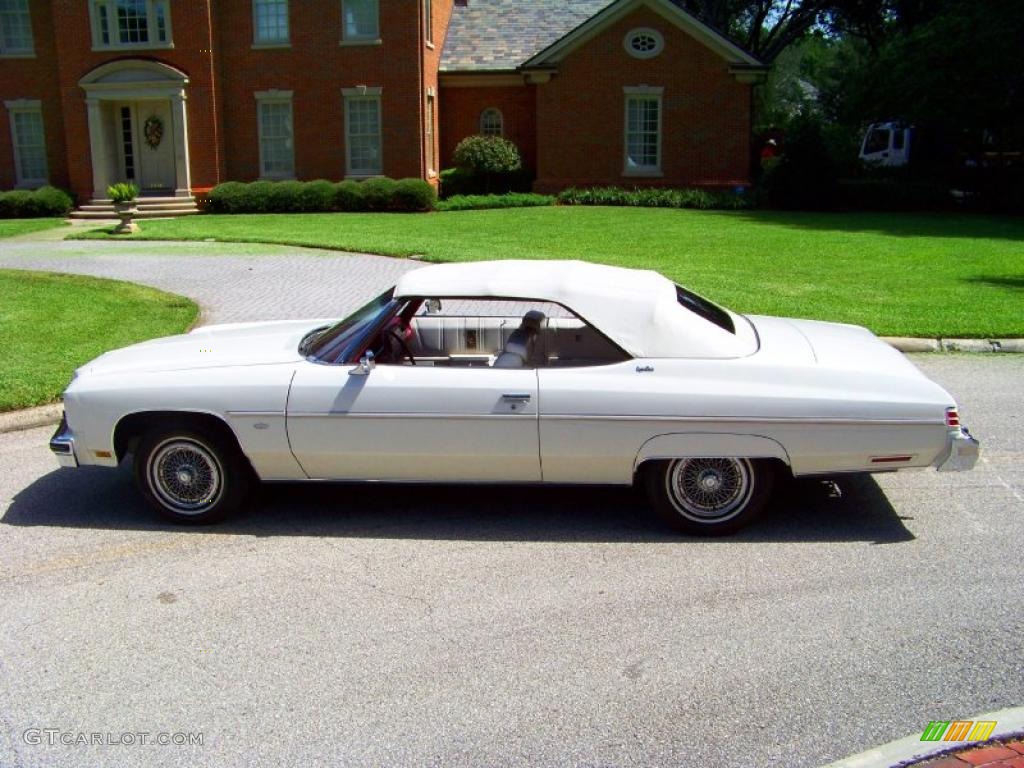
xmin=0 ymin=353 xmax=1021 ymax=768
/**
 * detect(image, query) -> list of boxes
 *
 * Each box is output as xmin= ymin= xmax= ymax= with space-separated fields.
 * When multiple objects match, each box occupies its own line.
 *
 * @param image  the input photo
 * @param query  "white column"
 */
xmin=170 ymin=91 xmax=191 ymax=197
xmin=85 ymin=97 xmax=110 ymax=199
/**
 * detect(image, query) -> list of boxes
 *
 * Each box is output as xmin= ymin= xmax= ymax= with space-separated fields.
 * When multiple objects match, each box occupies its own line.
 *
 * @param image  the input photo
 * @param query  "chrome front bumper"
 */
xmin=937 ymin=426 xmax=980 ymax=472
xmin=49 ymin=414 xmax=78 ymax=468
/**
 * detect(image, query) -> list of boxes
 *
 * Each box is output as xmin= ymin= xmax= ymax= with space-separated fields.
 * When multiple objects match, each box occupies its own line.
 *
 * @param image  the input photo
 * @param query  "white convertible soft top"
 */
xmin=394 ymin=260 xmax=758 ymax=359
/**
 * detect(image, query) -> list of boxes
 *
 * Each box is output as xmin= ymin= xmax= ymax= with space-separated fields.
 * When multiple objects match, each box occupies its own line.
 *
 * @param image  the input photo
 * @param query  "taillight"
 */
xmin=946 ymin=407 xmax=960 ymax=428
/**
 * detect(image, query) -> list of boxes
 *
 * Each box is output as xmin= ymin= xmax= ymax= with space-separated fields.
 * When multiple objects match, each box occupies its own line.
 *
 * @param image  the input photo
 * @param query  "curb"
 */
xmin=0 ymin=403 xmax=63 ymax=435
xmin=821 ymin=706 xmax=1024 ymax=768
xmin=882 ymin=337 xmax=1024 ymax=353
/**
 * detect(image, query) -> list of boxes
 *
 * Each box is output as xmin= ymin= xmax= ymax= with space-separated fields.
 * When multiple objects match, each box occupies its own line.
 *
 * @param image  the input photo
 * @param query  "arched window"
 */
xmin=479 ymin=108 xmax=503 ymax=137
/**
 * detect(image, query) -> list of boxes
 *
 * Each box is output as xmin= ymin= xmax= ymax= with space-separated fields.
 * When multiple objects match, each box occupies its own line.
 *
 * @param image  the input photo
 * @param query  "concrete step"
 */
xmin=71 ymin=195 xmax=199 ymax=219
xmin=69 ymin=208 xmax=200 ymax=220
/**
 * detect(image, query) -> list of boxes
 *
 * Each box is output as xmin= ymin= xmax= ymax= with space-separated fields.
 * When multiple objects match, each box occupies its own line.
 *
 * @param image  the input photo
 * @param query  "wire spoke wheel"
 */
xmin=665 ymin=457 xmax=754 ymax=523
xmin=148 ymin=438 xmax=224 ymax=514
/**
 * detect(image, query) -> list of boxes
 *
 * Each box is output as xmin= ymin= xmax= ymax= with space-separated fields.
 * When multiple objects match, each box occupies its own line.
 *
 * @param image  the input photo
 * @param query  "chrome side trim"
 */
xmin=286 ymin=412 xmax=535 ymax=419
xmin=225 ymin=411 xmax=286 ymax=417
xmin=538 ymin=414 xmax=943 ymax=426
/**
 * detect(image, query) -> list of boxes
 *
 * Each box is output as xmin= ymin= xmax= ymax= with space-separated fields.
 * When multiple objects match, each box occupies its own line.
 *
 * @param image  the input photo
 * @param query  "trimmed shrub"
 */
xmin=241 ymin=180 xmax=276 ymax=213
xmin=360 ymin=177 xmax=397 ymax=211
xmin=0 ymin=186 xmax=74 ymax=218
xmin=392 ymin=178 xmax=436 ymax=211
xmin=439 ymin=166 xmax=535 ymax=198
xmin=297 ymin=180 xmax=336 ymax=212
xmin=439 ymin=167 xmax=475 ymax=198
xmin=266 ymin=180 xmax=304 ymax=212
xmin=436 ymin=193 xmax=555 ymax=212
xmin=449 ymin=135 xmax=527 ymax=196
xmin=333 ymin=180 xmax=365 ymax=211
xmin=453 ymin=135 xmax=522 ymax=175
xmin=557 ymin=186 xmax=751 ymax=210
xmin=204 ymin=177 xmax=435 ymax=214
xmin=207 ymin=181 xmax=247 ymax=213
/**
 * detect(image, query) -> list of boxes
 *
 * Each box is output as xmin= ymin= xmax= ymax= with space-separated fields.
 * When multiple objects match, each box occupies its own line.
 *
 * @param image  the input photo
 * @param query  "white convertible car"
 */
xmin=50 ymin=260 xmax=978 ymax=535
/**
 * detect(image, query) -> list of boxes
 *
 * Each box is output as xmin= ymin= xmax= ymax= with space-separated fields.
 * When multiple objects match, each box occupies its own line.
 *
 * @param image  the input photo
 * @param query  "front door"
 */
xmin=287 ymin=363 xmax=541 ymax=482
xmin=133 ymin=101 xmax=175 ymax=192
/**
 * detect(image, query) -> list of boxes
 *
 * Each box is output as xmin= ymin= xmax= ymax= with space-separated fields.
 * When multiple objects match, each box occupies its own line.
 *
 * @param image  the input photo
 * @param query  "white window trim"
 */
xmin=622 ymin=86 xmax=663 ymax=177
xmin=425 ymin=87 xmax=436 ymax=174
xmin=340 ymin=0 xmax=380 ymax=44
xmin=342 ymin=86 xmax=383 ymax=179
xmin=5 ymin=99 xmax=47 ymax=188
xmin=623 ymin=27 xmax=664 ymax=60
xmin=424 ymin=0 xmax=432 ymax=45
xmin=479 ymin=107 xmax=504 ymax=137
xmin=0 ymin=0 xmax=34 ymax=57
xmin=252 ymin=0 xmax=290 ymax=47
xmin=89 ymin=0 xmax=174 ymax=52
xmin=255 ymin=90 xmax=295 ymax=180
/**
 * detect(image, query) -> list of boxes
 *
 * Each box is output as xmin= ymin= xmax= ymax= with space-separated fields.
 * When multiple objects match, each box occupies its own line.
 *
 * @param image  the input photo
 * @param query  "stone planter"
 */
xmin=112 ymin=200 xmax=139 ymax=234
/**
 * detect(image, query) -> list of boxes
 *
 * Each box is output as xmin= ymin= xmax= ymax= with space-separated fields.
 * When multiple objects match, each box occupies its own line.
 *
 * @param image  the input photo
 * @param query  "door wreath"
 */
xmin=143 ymin=115 xmax=164 ymax=149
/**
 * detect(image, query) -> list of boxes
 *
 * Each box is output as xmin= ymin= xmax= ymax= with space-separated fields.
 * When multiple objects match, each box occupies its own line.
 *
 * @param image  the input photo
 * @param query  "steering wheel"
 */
xmin=386 ymin=327 xmax=417 ymax=366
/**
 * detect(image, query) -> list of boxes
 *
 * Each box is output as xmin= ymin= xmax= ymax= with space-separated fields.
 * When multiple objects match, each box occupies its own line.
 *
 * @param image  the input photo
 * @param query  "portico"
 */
xmin=78 ymin=60 xmax=192 ymax=199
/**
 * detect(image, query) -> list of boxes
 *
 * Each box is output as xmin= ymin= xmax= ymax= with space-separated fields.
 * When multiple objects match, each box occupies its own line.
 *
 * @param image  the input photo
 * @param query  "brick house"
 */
xmin=0 ymin=0 xmax=765 ymax=207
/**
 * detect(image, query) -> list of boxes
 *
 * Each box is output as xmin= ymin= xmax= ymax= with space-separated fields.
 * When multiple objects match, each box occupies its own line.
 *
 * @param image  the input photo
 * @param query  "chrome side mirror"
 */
xmin=350 ymin=350 xmax=375 ymax=376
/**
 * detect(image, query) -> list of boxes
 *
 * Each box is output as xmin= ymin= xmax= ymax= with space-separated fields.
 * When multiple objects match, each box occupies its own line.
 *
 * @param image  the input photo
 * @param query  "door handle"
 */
xmin=501 ymin=393 xmax=532 ymax=402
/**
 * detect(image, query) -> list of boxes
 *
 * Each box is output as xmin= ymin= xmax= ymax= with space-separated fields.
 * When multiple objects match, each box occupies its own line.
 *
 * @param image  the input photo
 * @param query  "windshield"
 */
xmin=305 ymin=289 xmax=397 ymax=363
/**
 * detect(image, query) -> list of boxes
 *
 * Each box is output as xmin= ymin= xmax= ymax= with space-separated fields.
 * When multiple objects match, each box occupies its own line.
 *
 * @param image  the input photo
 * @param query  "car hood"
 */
xmin=77 ymin=318 xmax=335 ymax=376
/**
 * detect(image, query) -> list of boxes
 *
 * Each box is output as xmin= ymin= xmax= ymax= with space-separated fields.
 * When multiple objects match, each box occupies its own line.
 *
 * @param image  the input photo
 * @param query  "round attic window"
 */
xmin=624 ymin=28 xmax=664 ymax=59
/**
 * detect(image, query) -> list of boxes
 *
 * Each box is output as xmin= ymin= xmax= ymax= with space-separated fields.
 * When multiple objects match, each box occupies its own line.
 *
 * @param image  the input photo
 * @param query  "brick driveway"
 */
xmin=0 ymin=236 xmax=421 ymax=324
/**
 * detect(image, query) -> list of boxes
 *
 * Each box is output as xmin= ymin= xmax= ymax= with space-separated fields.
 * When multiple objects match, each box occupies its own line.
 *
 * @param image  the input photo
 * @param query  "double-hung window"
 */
xmin=0 ymin=0 xmax=33 ymax=56
xmin=623 ymin=87 xmax=663 ymax=175
xmin=343 ymin=89 xmax=382 ymax=177
xmin=342 ymin=0 xmax=378 ymax=42
xmin=91 ymin=0 xmax=172 ymax=49
xmin=256 ymin=92 xmax=295 ymax=179
xmin=5 ymin=100 xmax=47 ymax=187
xmin=253 ymin=0 xmax=289 ymax=45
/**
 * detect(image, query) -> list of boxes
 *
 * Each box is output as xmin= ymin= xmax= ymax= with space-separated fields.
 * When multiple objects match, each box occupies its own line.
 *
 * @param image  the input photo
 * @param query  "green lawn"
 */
xmin=0 ymin=218 xmax=67 ymax=239
xmin=0 ymin=270 xmax=197 ymax=411
xmin=78 ymin=208 xmax=1024 ymax=337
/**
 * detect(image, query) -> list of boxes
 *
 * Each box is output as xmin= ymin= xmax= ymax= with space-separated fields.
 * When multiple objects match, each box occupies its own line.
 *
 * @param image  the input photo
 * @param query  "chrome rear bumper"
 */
xmin=937 ymin=426 xmax=979 ymax=472
xmin=49 ymin=414 xmax=78 ymax=468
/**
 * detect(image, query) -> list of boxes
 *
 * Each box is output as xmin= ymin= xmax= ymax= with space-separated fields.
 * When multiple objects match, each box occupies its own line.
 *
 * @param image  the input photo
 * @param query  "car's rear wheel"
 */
xmin=645 ymin=457 xmax=773 ymax=536
xmin=134 ymin=424 xmax=251 ymax=524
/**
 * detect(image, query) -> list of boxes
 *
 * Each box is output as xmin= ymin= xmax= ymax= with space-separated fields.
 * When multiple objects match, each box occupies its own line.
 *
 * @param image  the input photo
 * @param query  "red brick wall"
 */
xmin=421 ymin=0 xmax=454 ymax=183
xmin=439 ymin=83 xmax=537 ymax=172
xmin=47 ymin=0 xmax=221 ymax=200
xmin=534 ymin=6 xmax=753 ymax=192
xmin=0 ymin=0 xmax=68 ymax=192
xmin=215 ymin=0 xmax=429 ymax=183
xmin=0 ymin=1 xmax=753 ymax=200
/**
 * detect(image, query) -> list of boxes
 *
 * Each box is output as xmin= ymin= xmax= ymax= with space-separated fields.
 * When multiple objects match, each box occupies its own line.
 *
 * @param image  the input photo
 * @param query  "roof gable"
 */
xmin=521 ymin=0 xmax=763 ymax=69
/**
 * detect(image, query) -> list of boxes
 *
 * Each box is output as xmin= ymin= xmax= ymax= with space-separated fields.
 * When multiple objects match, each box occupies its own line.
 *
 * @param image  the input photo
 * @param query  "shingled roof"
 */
xmin=440 ymin=0 xmax=616 ymax=72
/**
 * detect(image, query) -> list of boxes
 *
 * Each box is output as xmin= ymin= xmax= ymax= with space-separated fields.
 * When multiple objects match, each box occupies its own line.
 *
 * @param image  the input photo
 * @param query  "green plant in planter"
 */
xmin=107 ymin=182 xmax=140 ymax=234
xmin=106 ymin=182 xmax=139 ymax=205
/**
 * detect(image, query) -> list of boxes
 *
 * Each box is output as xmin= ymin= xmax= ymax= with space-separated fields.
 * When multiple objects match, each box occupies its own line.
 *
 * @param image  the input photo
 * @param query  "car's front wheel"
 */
xmin=134 ymin=423 xmax=252 ymax=524
xmin=645 ymin=457 xmax=774 ymax=536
